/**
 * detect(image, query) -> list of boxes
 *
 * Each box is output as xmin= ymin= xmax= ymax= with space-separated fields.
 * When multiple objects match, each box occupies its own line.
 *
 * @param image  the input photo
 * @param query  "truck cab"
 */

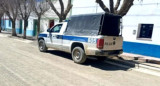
xmin=44 ymin=22 xmax=67 ymax=50
xmin=38 ymin=13 xmax=123 ymax=64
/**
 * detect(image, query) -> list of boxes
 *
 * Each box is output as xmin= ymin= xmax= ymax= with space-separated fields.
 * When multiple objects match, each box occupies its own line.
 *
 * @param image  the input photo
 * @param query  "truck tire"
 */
xmin=72 ymin=47 xmax=87 ymax=64
xmin=38 ymin=39 xmax=48 ymax=52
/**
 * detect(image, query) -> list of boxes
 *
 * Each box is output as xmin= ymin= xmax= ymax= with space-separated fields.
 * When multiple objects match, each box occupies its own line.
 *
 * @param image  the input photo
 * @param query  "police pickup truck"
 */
xmin=38 ymin=13 xmax=123 ymax=64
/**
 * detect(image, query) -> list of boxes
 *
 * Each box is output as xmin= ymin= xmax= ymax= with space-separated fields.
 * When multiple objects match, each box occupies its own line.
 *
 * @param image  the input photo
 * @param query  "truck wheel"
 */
xmin=38 ymin=39 xmax=48 ymax=52
xmin=72 ymin=47 xmax=87 ymax=64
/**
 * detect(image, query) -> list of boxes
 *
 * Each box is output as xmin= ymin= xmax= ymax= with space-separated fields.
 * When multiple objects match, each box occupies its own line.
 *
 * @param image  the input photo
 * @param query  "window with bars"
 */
xmin=137 ymin=24 xmax=154 ymax=39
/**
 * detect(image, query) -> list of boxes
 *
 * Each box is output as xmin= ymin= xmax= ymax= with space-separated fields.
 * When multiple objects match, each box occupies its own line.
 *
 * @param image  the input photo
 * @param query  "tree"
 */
xmin=47 ymin=0 xmax=73 ymax=22
xmin=96 ymin=0 xmax=134 ymax=16
xmin=32 ymin=0 xmax=50 ymax=38
xmin=0 ymin=0 xmax=19 ymax=36
xmin=0 ymin=7 xmax=4 ymax=33
xmin=0 ymin=13 xmax=4 ymax=33
xmin=18 ymin=0 xmax=33 ymax=39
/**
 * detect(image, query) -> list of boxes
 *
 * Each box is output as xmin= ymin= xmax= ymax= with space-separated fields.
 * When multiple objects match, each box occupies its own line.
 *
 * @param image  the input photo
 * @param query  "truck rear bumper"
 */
xmin=95 ymin=49 xmax=123 ymax=56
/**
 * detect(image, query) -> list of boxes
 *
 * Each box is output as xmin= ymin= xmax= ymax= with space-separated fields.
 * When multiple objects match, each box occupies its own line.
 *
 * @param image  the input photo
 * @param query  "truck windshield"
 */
xmin=100 ymin=15 xmax=121 ymax=36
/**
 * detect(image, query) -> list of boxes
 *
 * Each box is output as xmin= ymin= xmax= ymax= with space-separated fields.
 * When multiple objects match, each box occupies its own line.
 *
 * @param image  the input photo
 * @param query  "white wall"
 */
xmin=123 ymin=0 xmax=160 ymax=45
xmin=72 ymin=0 xmax=98 ymax=15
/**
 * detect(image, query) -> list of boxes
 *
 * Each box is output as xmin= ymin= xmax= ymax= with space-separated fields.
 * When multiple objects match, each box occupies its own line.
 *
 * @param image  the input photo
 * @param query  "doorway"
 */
xmin=19 ymin=20 xmax=22 ymax=34
xmin=33 ymin=19 xmax=38 ymax=36
xmin=49 ymin=20 xmax=54 ymax=28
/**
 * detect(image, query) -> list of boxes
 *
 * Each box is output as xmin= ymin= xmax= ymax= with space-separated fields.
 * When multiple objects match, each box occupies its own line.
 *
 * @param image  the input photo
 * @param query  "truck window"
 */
xmin=100 ymin=15 xmax=121 ymax=36
xmin=51 ymin=24 xmax=62 ymax=33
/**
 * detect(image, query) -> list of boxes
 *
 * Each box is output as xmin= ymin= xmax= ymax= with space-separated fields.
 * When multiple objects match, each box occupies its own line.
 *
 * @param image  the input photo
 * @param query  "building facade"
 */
xmin=1 ymin=16 xmax=38 ymax=36
xmin=1 ymin=0 xmax=68 ymax=36
xmin=122 ymin=0 xmax=160 ymax=58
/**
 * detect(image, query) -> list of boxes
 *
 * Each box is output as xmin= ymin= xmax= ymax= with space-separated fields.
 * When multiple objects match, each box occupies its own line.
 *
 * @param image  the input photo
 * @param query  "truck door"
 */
xmin=49 ymin=24 xmax=63 ymax=50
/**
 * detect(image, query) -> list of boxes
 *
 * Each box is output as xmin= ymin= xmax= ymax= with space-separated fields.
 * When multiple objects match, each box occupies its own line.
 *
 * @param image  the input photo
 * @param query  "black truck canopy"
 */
xmin=65 ymin=13 xmax=122 ymax=36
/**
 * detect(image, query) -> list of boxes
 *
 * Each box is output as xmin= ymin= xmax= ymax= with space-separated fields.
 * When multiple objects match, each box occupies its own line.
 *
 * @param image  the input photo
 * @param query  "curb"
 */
xmin=106 ymin=57 xmax=160 ymax=72
xmin=104 ymin=57 xmax=160 ymax=77
xmin=120 ymin=53 xmax=160 ymax=64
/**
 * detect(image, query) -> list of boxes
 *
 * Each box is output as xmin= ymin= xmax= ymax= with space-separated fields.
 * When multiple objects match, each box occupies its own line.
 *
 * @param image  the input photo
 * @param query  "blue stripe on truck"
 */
xmin=38 ymin=34 xmax=89 ymax=42
xmin=62 ymin=35 xmax=88 ymax=42
xmin=38 ymin=34 xmax=47 ymax=37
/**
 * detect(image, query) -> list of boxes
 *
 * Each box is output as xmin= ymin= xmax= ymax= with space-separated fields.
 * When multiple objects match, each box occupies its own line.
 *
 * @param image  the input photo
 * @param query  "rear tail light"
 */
xmin=97 ymin=39 xmax=104 ymax=49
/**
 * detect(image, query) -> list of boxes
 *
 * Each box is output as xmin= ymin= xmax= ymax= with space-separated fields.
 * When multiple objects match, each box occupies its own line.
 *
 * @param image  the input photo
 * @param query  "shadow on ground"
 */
xmin=11 ymin=35 xmax=37 ymax=41
xmin=1 ymin=31 xmax=37 ymax=41
xmin=46 ymin=50 xmax=137 ymax=71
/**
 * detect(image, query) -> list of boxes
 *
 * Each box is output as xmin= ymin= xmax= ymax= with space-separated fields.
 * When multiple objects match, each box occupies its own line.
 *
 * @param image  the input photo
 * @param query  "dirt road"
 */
xmin=0 ymin=35 xmax=160 ymax=86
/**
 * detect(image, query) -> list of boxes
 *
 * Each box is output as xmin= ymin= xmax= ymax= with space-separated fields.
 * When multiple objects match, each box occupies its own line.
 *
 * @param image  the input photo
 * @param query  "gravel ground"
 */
xmin=0 ymin=34 xmax=160 ymax=86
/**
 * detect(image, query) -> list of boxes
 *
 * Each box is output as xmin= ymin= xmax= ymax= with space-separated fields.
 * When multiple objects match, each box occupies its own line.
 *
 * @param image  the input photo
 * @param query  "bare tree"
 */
xmin=47 ymin=0 xmax=73 ymax=22
xmin=96 ymin=0 xmax=134 ymax=16
xmin=0 ymin=13 xmax=4 ymax=33
xmin=0 ymin=0 xmax=19 ymax=36
xmin=32 ymin=0 xmax=50 ymax=38
xmin=18 ymin=0 xmax=33 ymax=39
xmin=0 ymin=6 xmax=4 ymax=33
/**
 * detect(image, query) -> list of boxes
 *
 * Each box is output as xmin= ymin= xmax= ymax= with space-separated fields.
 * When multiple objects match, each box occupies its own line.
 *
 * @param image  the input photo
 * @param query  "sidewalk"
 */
xmin=0 ymin=31 xmax=37 ymax=41
xmin=120 ymin=53 xmax=160 ymax=64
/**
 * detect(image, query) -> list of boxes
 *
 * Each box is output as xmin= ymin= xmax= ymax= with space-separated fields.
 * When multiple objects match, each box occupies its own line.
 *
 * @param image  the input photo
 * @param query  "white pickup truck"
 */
xmin=38 ymin=13 xmax=123 ymax=64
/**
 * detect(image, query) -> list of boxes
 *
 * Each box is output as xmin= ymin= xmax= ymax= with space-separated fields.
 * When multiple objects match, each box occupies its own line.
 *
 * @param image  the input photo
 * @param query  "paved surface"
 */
xmin=0 ymin=34 xmax=160 ymax=86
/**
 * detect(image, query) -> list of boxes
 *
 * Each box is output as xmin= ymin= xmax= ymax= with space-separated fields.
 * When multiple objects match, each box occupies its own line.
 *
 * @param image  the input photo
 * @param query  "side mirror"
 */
xmin=47 ymin=28 xmax=51 ymax=32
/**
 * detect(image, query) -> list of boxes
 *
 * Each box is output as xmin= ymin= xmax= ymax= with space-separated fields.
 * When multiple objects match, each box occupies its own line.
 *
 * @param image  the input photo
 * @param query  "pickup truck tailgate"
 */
xmin=102 ymin=36 xmax=123 ymax=50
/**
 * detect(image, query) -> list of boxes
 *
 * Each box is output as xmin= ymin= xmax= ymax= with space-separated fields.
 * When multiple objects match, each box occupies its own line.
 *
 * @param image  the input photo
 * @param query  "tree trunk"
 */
xmin=109 ymin=0 xmax=114 ymax=13
xmin=59 ymin=15 xmax=66 ymax=22
xmin=0 ymin=19 xmax=1 ymax=33
xmin=59 ymin=18 xmax=63 ymax=22
xmin=12 ymin=20 xmax=17 ymax=36
xmin=23 ymin=20 xmax=27 ymax=39
xmin=37 ymin=16 xmax=41 ymax=38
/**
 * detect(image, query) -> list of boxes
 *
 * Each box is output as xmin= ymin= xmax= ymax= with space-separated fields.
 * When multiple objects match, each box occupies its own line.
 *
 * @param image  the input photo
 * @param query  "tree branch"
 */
xmin=109 ymin=0 xmax=114 ymax=13
xmin=114 ymin=0 xmax=121 ymax=11
xmin=47 ymin=0 xmax=60 ymax=17
xmin=18 ymin=1 xmax=24 ymax=19
xmin=64 ymin=0 xmax=72 ymax=16
xmin=59 ymin=0 xmax=64 ymax=16
xmin=96 ymin=0 xmax=109 ymax=13
xmin=117 ymin=0 xmax=134 ymax=16
xmin=1 ymin=3 xmax=13 ymax=21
